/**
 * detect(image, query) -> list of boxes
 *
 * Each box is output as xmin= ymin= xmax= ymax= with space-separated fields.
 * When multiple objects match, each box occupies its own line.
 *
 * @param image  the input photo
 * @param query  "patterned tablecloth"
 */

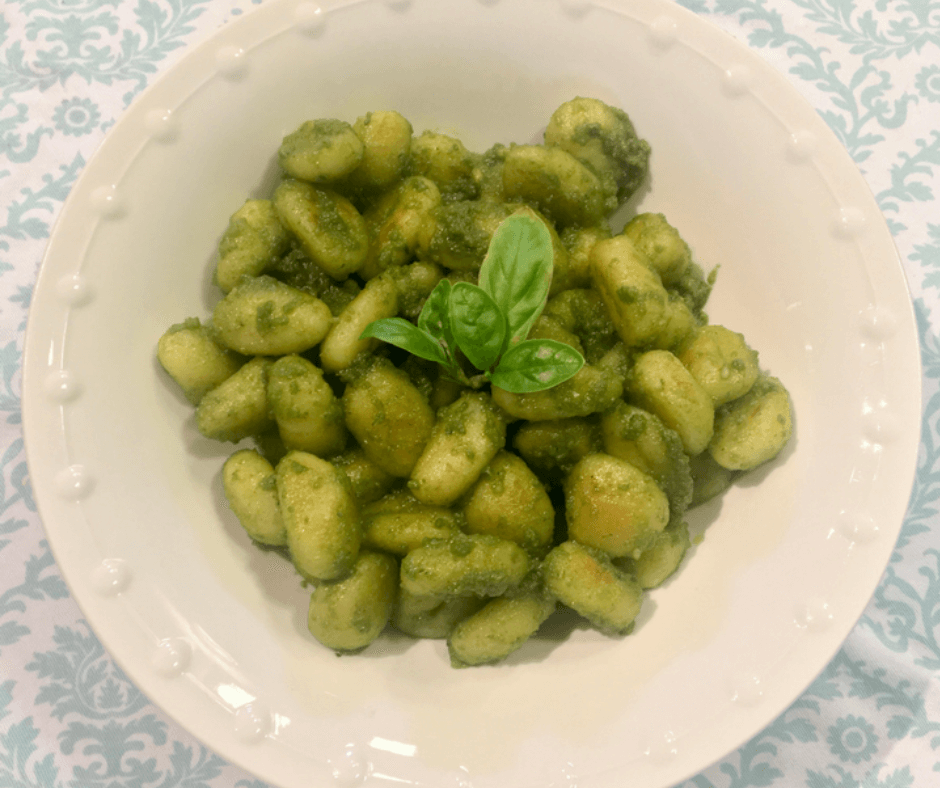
xmin=3 ymin=1 xmax=939 ymax=786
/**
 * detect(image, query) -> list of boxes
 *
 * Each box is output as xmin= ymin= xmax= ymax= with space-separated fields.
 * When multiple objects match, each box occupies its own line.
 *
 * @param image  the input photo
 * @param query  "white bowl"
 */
xmin=22 ymin=1 xmax=921 ymax=787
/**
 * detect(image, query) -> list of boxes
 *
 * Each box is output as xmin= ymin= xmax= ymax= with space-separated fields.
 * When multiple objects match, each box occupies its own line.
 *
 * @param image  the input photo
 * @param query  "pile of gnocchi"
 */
xmin=157 ymin=98 xmax=792 ymax=667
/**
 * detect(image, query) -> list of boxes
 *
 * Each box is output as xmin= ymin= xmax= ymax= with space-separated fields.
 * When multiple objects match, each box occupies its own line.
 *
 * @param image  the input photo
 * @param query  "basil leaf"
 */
xmin=448 ymin=282 xmax=507 ymax=372
xmin=489 ymin=339 xmax=584 ymax=394
xmin=478 ymin=213 xmax=554 ymax=347
xmin=360 ymin=318 xmax=449 ymax=367
xmin=417 ymin=278 xmax=455 ymax=358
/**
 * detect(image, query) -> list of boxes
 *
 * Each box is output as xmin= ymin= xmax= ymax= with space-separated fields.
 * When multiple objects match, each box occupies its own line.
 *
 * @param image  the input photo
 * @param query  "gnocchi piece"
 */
xmin=392 ymin=588 xmax=484 ymax=639
xmin=502 ymin=144 xmax=607 ymax=227
xmin=212 ymin=275 xmax=332 ymax=356
xmin=319 ymin=271 xmax=399 ymax=373
xmin=362 ymin=490 xmax=463 ymax=556
xmin=222 ymin=449 xmax=286 ymax=546
xmin=195 ymin=357 xmax=272 ymax=442
xmin=215 ymin=199 xmax=291 ymax=293
xmin=278 ymin=118 xmax=364 ymax=183
xmin=559 ymin=224 xmax=613 ymax=290
xmin=266 ymin=355 xmax=346 ymax=457
xmin=677 ymin=324 xmax=760 ymax=407
xmin=360 ymin=176 xmax=442 ymax=279
xmin=398 ymin=356 xmax=436 ymax=403
xmin=543 ymin=288 xmax=618 ymax=364
xmin=471 ymin=143 xmax=508 ymax=202
xmin=448 ymin=591 xmax=556 ymax=667
xmin=330 ymin=447 xmax=396 ymax=505
xmin=273 ymin=179 xmax=369 ymax=279
xmin=669 ymin=260 xmax=715 ymax=317
xmin=408 ymin=392 xmax=507 ymax=506
xmin=276 ymin=450 xmax=361 ymax=581
xmin=622 ymin=212 xmax=692 ymax=286
xmin=253 ymin=426 xmax=288 ymax=467
xmin=600 ymin=402 xmax=693 ymax=520
xmin=543 ymin=541 xmax=644 ymax=635
xmin=526 ymin=314 xmax=584 ymax=355
xmin=268 ymin=245 xmax=362 ymax=315
xmin=343 ymin=359 xmax=436 ymax=478
xmin=157 ymin=318 xmax=243 ymax=405
xmin=709 ymin=375 xmax=793 ymax=471
xmin=400 ymin=534 xmax=530 ymax=598
xmin=492 ymin=359 xmax=622 ymax=422
xmin=390 ymin=261 xmax=443 ymax=321
xmin=513 ymin=417 xmax=603 ymax=479
xmin=544 ymin=96 xmax=651 ymax=210
xmin=463 ymin=451 xmax=555 ymax=556
xmin=565 ymin=453 xmax=670 ymax=558
xmin=345 ymin=110 xmax=413 ymax=193
xmin=409 ymin=130 xmax=478 ymax=199
xmin=429 ymin=376 xmax=466 ymax=412
xmin=688 ymin=451 xmax=737 ymax=507
xmin=619 ymin=521 xmax=691 ymax=589
xmin=307 ymin=550 xmax=398 ymax=652
xmin=653 ymin=293 xmax=699 ymax=352
xmin=626 ymin=350 xmax=715 ymax=456
xmin=590 ymin=235 xmax=669 ymax=347
xmin=420 ymin=199 xmax=514 ymax=272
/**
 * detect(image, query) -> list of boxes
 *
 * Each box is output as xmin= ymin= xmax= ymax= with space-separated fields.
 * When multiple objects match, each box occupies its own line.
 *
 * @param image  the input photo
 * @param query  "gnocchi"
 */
xmin=156 ymin=97 xmax=792 ymax=666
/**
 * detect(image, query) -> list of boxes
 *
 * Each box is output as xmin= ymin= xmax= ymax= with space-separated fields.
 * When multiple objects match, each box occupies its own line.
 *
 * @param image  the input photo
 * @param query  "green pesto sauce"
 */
xmin=669 ymin=261 xmax=713 ymax=315
xmin=483 ymin=463 xmax=507 ymax=496
xmin=376 ymin=227 xmax=407 ymax=269
xmin=450 ymin=535 xmax=474 ymax=557
xmin=567 ymin=108 xmax=650 ymax=201
xmin=168 ymin=316 xmax=202 ymax=333
xmin=218 ymin=218 xmax=250 ymax=258
xmin=273 ymin=358 xmax=310 ymax=380
xmin=616 ymin=285 xmax=639 ymax=304
xmin=281 ymin=118 xmax=350 ymax=158
xmin=318 ymin=280 xmax=360 ymax=317
xmin=469 ymin=144 xmax=508 ymax=199
xmin=620 ymin=412 xmax=648 ymax=442
xmin=441 ymin=396 xmax=471 ymax=436
xmin=521 ymin=168 xmax=563 ymax=208
xmin=430 ymin=201 xmax=511 ymax=267
xmin=269 ymin=245 xmax=331 ymax=295
xmin=256 ymin=300 xmax=289 ymax=334
xmin=315 ymin=192 xmax=362 ymax=251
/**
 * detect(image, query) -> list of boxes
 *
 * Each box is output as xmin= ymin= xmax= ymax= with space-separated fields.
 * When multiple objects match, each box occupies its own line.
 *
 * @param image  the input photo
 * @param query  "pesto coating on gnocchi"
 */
xmin=156 ymin=96 xmax=792 ymax=666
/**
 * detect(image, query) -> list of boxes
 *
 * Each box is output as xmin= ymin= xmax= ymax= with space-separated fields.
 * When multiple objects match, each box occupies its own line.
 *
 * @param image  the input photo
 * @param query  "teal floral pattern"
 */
xmin=2 ymin=1 xmax=939 ymax=787
xmin=827 ymin=716 xmax=879 ymax=764
xmin=1 ymin=1 xmax=270 ymax=786
xmin=672 ymin=4 xmax=940 ymax=788
xmin=916 ymin=66 xmax=940 ymax=103
xmin=52 ymin=97 xmax=100 ymax=136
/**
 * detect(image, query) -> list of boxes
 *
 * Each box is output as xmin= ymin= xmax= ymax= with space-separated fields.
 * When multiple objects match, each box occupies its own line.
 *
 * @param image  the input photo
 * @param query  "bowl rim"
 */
xmin=22 ymin=1 xmax=922 ymax=787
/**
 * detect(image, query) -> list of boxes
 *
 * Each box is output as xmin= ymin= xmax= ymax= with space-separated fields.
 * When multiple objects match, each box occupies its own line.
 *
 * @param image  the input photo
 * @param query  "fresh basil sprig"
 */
xmin=360 ymin=213 xmax=584 ymax=393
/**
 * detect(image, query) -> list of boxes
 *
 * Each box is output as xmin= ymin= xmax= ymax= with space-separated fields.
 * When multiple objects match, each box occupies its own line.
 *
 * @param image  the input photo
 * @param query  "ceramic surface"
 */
xmin=21 ymin=1 xmax=921 ymax=786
